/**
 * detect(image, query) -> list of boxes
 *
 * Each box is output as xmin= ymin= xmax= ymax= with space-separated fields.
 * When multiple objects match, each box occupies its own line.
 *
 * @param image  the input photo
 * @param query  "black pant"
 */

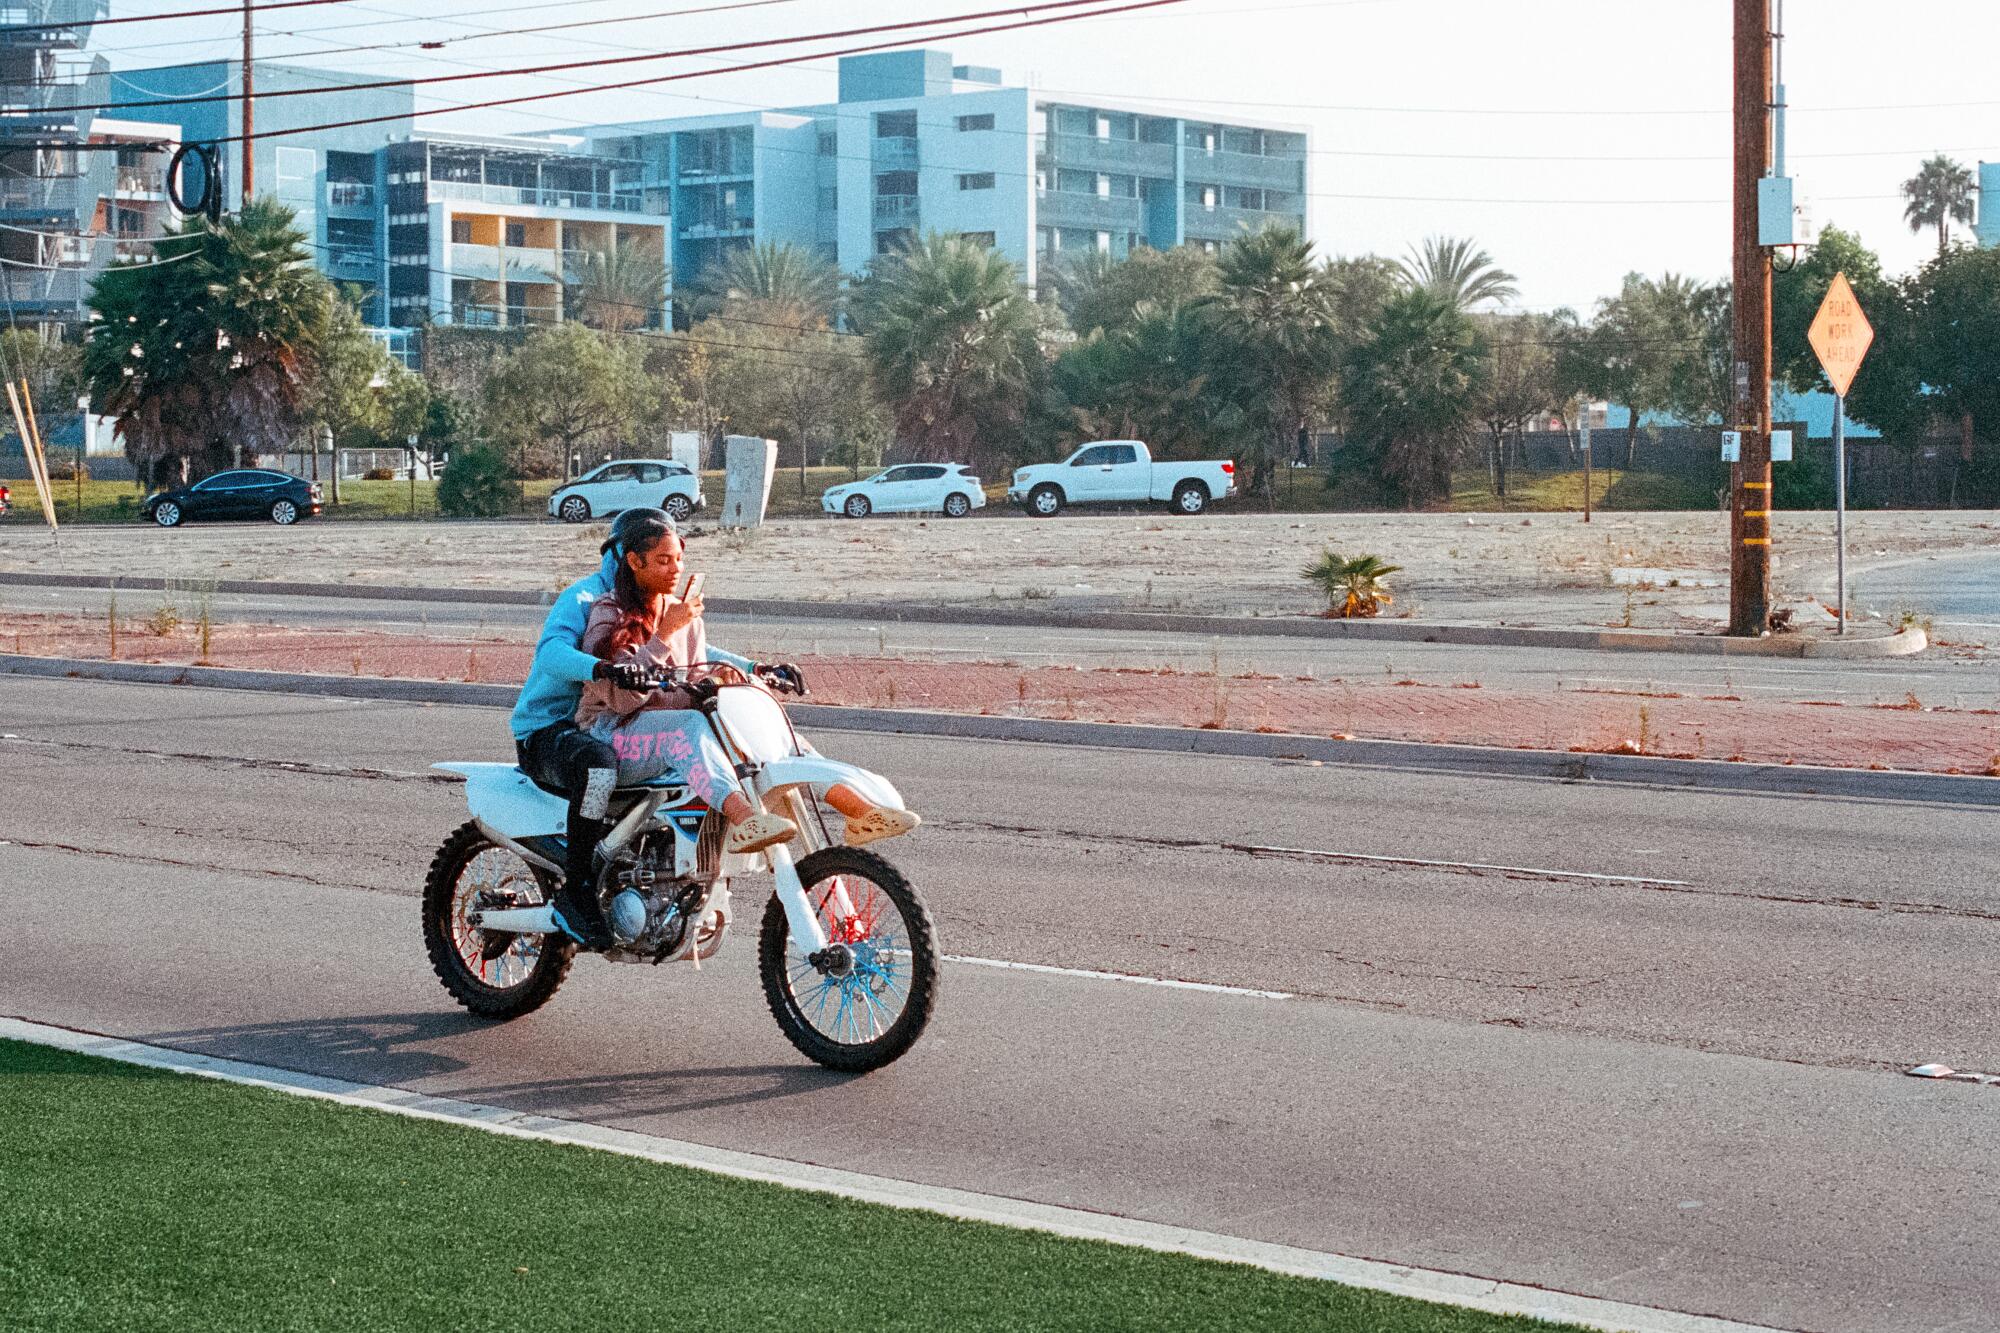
xmin=517 ymin=722 xmax=618 ymax=909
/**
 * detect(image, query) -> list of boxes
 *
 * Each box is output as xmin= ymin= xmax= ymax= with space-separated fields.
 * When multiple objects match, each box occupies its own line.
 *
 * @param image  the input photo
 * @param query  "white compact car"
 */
xmin=549 ymin=459 xmax=705 ymax=524
xmin=822 ymin=463 xmax=986 ymax=519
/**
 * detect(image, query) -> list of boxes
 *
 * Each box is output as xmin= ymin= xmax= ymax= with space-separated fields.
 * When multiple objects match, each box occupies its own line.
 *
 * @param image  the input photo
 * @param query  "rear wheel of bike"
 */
xmin=423 ymin=821 xmax=574 ymax=1020
xmin=759 ymin=847 xmax=939 ymax=1072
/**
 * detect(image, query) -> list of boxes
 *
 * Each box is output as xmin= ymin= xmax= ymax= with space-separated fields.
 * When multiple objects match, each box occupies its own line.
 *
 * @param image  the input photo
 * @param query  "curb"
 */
xmin=0 ymin=1017 xmax=1791 ymax=1333
xmin=5 ymin=653 xmax=1992 ymax=807
xmin=0 ymin=570 xmax=1926 ymax=658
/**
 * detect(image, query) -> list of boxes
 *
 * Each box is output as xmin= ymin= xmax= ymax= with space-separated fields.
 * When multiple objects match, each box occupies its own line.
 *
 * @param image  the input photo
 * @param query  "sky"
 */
xmin=77 ymin=0 xmax=2000 ymax=313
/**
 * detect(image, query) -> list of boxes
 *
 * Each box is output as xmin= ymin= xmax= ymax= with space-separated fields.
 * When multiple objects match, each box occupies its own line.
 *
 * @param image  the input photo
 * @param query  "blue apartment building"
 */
xmin=95 ymin=49 xmax=1306 ymax=337
xmin=582 ymin=49 xmax=1310 ymax=296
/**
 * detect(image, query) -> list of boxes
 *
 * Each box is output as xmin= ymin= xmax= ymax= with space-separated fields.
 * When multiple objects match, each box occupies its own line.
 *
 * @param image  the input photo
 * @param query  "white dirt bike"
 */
xmin=422 ymin=666 xmax=939 ymax=1073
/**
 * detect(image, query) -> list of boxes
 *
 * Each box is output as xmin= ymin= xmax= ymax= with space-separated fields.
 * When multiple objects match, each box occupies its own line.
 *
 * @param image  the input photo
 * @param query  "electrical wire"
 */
xmin=54 ymin=0 xmax=1163 ymax=119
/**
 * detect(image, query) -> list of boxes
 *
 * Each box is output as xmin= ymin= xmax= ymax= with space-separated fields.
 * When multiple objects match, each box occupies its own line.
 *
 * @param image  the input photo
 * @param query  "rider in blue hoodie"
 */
xmin=511 ymin=508 xmax=757 ymax=951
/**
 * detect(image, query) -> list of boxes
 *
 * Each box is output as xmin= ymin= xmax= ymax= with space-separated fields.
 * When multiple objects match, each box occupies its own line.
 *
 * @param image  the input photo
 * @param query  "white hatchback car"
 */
xmin=822 ymin=463 xmax=986 ymax=518
xmin=549 ymin=459 xmax=705 ymax=524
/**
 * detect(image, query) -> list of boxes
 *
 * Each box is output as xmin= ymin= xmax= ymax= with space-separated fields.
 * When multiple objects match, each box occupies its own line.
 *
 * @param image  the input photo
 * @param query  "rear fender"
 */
xmin=753 ymin=756 xmax=903 ymax=811
xmin=435 ymin=762 xmax=568 ymax=839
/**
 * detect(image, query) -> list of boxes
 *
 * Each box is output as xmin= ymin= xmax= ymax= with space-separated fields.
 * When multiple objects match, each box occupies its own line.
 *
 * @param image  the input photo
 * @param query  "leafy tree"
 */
xmin=1474 ymin=312 xmax=1564 ymax=497
xmin=1045 ymin=244 xmax=1218 ymax=336
xmin=84 ymin=199 xmax=329 ymax=486
xmin=687 ymin=241 xmax=842 ymax=328
xmin=700 ymin=300 xmax=886 ymax=486
xmin=1773 ymin=225 xmax=1926 ymax=441
xmin=1051 ymin=301 xmax=1247 ymax=460
xmin=1399 ymin=235 xmax=1519 ymax=311
xmin=853 ymin=232 xmax=1041 ymax=466
xmin=0 ymin=327 xmax=81 ymax=416
xmin=1559 ymin=272 xmax=1689 ymax=467
xmin=1320 ymin=254 xmax=1402 ymax=335
xmin=482 ymin=321 xmax=648 ymax=479
xmin=436 ymin=443 xmax=516 ymax=517
xmin=1200 ymin=224 xmax=1338 ymax=499
xmin=1908 ymin=243 xmax=2000 ymax=460
xmin=1901 ymin=155 xmax=1976 ymax=255
xmin=568 ymin=240 xmax=670 ymax=335
xmin=308 ymin=294 xmax=428 ymax=453
xmin=1341 ymin=287 xmax=1487 ymax=507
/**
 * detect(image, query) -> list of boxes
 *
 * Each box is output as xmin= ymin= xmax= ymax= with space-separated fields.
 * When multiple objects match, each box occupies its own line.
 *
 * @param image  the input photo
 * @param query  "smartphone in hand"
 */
xmin=681 ymin=572 xmax=705 ymax=605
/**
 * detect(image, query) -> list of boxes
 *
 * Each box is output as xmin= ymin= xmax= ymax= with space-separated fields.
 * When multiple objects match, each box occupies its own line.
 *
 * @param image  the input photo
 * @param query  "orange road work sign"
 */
xmin=1808 ymin=272 xmax=1874 ymax=398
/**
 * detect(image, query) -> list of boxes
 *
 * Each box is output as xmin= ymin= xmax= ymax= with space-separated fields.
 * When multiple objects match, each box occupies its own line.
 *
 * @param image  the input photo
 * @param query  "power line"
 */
xmin=57 ymin=0 xmax=1154 ymax=119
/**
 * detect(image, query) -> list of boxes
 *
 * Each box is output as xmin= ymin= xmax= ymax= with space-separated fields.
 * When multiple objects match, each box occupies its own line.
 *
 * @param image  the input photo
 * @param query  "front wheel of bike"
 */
xmin=423 ymin=821 xmax=574 ymax=1020
xmin=759 ymin=847 xmax=939 ymax=1072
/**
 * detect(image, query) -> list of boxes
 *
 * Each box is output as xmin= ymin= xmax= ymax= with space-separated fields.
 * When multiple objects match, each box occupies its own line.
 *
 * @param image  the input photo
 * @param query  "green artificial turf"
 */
xmin=0 ymin=1038 xmax=1584 ymax=1333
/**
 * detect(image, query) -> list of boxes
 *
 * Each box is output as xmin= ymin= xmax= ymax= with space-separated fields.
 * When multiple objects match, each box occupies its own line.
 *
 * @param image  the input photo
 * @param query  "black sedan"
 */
xmin=141 ymin=469 xmax=324 ymax=527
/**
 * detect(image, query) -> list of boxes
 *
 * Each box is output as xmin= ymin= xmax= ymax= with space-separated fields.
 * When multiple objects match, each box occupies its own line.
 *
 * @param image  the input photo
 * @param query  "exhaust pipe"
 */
xmin=470 ymin=904 xmax=560 ymax=934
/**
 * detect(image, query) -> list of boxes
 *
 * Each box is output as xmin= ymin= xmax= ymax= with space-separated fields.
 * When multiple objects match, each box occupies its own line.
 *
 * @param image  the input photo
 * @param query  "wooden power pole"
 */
xmin=1729 ymin=0 xmax=1774 ymax=636
xmin=241 ymin=0 xmax=254 ymax=203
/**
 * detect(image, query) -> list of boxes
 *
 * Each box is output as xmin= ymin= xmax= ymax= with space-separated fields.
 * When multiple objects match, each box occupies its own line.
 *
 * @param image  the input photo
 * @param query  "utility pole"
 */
xmin=240 ymin=0 xmax=254 ymax=203
xmin=1728 ymin=0 xmax=1774 ymax=636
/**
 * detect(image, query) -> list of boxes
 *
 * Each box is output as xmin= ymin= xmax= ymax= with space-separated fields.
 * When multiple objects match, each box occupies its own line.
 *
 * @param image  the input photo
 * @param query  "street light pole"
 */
xmin=1728 ymin=0 xmax=1775 ymax=636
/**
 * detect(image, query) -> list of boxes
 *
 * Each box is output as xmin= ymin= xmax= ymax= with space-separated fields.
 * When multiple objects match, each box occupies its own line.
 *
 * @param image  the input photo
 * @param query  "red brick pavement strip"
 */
xmin=8 ymin=613 xmax=1999 ymax=778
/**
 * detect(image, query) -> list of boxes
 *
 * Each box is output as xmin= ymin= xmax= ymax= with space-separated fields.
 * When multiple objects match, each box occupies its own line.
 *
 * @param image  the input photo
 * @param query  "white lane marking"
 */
xmin=1231 ymin=843 xmax=1694 ymax=888
xmin=945 ymin=954 xmax=1294 ymax=1000
xmin=0 ymin=1017 xmax=1790 ymax=1333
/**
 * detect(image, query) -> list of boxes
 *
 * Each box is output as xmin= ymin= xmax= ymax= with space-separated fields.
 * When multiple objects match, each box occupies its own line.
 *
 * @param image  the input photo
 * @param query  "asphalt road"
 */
xmin=6 ymin=582 xmax=1998 ymax=709
xmin=4 ymin=676 xmax=1998 ymax=1332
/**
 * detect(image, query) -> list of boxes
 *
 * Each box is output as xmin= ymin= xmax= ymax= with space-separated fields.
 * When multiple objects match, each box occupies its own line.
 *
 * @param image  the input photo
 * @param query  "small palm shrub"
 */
xmin=1302 ymin=550 xmax=1401 ymax=618
xmin=436 ymin=444 xmax=515 ymax=518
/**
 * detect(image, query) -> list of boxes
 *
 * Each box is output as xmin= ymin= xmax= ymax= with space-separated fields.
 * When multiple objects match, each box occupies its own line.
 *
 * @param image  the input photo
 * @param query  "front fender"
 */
xmin=755 ymin=755 xmax=903 ymax=811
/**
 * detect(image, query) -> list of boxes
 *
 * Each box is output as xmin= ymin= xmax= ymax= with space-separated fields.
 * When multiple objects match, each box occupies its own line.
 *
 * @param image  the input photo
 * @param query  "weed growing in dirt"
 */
xmin=106 ymin=587 xmax=118 ymax=659
xmin=145 ymin=602 xmax=181 ymax=637
xmin=1020 ymin=586 xmax=1054 ymax=601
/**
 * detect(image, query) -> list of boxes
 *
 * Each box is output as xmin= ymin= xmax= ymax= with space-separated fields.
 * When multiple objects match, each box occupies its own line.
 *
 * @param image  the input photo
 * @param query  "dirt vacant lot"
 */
xmin=4 ymin=509 xmax=1998 ymax=631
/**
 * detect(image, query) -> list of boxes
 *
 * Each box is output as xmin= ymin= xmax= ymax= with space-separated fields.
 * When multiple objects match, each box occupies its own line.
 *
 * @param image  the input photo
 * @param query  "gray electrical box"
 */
xmin=1759 ymin=176 xmax=1796 ymax=247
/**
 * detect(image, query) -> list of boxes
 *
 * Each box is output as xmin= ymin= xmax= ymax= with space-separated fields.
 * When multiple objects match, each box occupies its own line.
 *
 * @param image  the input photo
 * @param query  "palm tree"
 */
xmin=85 ymin=198 xmax=329 ymax=486
xmin=567 ymin=240 xmax=670 ymax=334
xmin=852 ymin=232 xmax=1040 ymax=465
xmin=1301 ymin=551 xmax=1402 ymax=618
xmin=1340 ymin=286 xmax=1488 ymax=507
xmin=689 ymin=241 xmax=842 ymax=328
xmin=1902 ymin=155 xmax=1976 ymax=254
xmin=1399 ymin=235 xmax=1519 ymax=311
xmin=1201 ymin=223 xmax=1338 ymax=499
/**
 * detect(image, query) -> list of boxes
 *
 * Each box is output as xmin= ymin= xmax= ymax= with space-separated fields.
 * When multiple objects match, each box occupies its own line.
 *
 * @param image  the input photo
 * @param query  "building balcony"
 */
xmin=1182 ymin=203 xmax=1301 ymax=239
xmin=113 ymin=166 xmax=165 ymax=198
xmin=1039 ymin=132 xmax=1175 ymax=180
xmin=872 ymin=194 xmax=919 ymax=224
xmin=678 ymin=218 xmax=754 ymax=239
xmin=429 ymin=179 xmax=644 ymax=214
xmin=0 ymin=175 xmax=78 ymax=217
xmin=872 ymin=135 xmax=918 ymax=171
xmin=1036 ymin=189 xmax=1142 ymax=232
xmin=325 ymin=181 xmax=376 ymax=210
xmin=326 ymin=245 xmax=377 ymax=279
xmin=1186 ymin=147 xmax=1305 ymax=192
xmin=445 ymin=241 xmax=562 ymax=283
xmin=0 ymin=264 xmax=84 ymax=308
xmin=0 ymin=0 xmax=107 ymax=45
xmin=449 ymin=302 xmax=560 ymax=329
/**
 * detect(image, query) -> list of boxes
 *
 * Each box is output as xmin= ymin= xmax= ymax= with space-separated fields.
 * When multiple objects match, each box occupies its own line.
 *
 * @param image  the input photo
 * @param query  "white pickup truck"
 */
xmin=1007 ymin=440 xmax=1237 ymax=517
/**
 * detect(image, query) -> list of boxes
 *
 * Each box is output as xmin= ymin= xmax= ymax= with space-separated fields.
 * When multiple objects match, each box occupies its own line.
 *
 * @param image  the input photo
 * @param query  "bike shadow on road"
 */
xmin=136 ymin=1011 xmax=843 ymax=1119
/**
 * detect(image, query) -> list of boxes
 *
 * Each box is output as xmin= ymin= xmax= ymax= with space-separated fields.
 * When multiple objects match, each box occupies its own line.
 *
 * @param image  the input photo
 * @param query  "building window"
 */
xmin=956 ymin=113 xmax=995 ymax=132
xmin=449 ymin=219 xmax=472 ymax=243
xmin=958 ymin=172 xmax=995 ymax=191
xmin=874 ymin=228 xmax=914 ymax=255
xmin=958 ymin=231 xmax=996 ymax=249
xmin=875 ymin=171 xmax=917 ymax=197
xmin=504 ymin=222 xmax=527 ymax=247
xmin=817 ymin=130 xmax=837 ymax=156
xmin=875 ymin=110 xmax=917 ymax=138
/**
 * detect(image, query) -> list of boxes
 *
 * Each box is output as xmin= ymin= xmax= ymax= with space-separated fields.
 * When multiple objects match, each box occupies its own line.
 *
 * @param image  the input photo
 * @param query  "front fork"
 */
xmin=761 ymin=786 xmax=856 ymax=954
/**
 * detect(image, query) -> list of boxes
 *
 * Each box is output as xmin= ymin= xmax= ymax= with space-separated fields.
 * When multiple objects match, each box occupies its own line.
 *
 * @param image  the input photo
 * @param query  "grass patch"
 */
xmin=0 ymin=1038 xmax=1576 ymax=1333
